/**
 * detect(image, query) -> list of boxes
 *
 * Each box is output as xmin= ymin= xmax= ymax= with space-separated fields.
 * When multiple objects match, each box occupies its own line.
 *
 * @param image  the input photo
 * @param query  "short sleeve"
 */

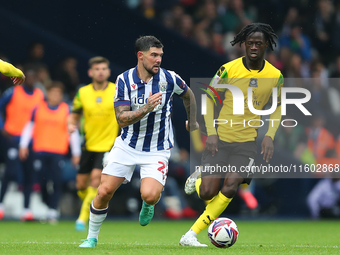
xmin=211 ymin=65 xmax=228 ymax=93
xmin=71 ymin=90 xmax=82 ymax=114
xmin=172 ymin=72 xmax=188 ymax=96
xmin=114 ymin=76 xmax=131 ymax=107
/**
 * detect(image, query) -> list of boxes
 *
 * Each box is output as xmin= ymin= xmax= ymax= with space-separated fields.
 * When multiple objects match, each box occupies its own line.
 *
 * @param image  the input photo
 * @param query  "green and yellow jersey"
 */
xmin=0 ymin=59 xmax=23 ymax=77
xmin=205 ymin=57 xmax=283 ymax=143
xmin=72 ymin=82 xmax=119 ymax=152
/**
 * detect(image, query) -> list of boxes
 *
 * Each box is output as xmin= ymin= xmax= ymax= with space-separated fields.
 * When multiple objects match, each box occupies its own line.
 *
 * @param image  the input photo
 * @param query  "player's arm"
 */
xmin=19 ymin=109 xmax=37 ymax=161
xmin=262 ymin=74 xmax=284 ymax=162
xmin=180 ymin=87 xmax=199 ymax=132
xmin=69 ymin=129 xmax=81 ymax=167
xmin=203 ymin=65 xmax=228 ymax=156
xmin=0 ymin=59 xmax=25 ymax=85
xmin=115 ymin=92 xmax=162 ymax=128
xmin=68 ymin=90 xmax=82 ymax=133
xmin=67 ymin=113 xmax=81 ymax=133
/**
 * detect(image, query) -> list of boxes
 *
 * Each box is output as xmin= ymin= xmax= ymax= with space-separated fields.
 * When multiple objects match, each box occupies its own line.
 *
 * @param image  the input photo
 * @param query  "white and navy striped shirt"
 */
xmin=114 ymin=66 xmax=188 ymax=152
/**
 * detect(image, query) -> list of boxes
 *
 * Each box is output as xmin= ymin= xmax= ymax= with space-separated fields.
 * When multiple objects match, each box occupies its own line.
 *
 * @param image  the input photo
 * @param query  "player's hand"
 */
xmin=11 ymin=74 xmax=25 ymax=85
xmin=206 ymin=135 xmax=218 ymax=157
xmin=186 ymin=120 xmax=199 ymax=132
xmin=68 ymin=123 xmax=77 ymax=134
xmin=145 ymin=92 xmax=162 ymax=113
xmin=261 ymin=136 xmax=274 ymax=162
xmin=19 ymin=147 xmax=29 ymax=161
xmin=71 ymin=155 xmax=80 ymax=167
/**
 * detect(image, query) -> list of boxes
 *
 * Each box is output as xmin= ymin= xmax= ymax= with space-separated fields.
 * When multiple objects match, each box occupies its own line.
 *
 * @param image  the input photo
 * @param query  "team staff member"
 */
xmin=0 ymin=68 xmax=44 ymax=221
xmin=68 ymin=56 xmax=120 ymax=231
xmin=180 ymin=23 xmax=284 ymax=246
xmin=19 ymin=82 xmax=81 ymax=222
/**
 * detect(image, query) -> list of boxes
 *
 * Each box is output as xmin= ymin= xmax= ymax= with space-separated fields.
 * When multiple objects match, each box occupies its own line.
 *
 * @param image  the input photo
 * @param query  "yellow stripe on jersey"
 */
xmin=72 ymin=82 xmax=119 ymax=152
xmin=205 ymin=57 xmax=283 ymax=143
xmin=0 ymin=59 xmax=23 ymax=77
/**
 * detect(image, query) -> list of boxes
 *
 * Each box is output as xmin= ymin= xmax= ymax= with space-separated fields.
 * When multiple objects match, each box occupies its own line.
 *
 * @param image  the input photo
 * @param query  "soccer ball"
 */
xmin=208 ymin=217 xmax=239 ymax=248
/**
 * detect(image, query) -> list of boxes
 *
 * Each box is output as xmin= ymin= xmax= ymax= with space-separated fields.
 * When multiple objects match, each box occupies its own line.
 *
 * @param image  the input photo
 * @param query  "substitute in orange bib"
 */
xmin=0 ymin=69 xmax=44 ymax=221
xmin=19 ymin=82 xmax=81 ymax=223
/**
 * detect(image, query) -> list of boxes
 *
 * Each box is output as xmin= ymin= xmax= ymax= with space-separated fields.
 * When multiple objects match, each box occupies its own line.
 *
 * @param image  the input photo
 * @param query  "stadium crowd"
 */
xmin=1 ymin=0 xmax=340 ymax=222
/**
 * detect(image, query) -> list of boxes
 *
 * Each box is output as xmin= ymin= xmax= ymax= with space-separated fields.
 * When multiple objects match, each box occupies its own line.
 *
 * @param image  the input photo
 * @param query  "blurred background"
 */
xmin=1 ymin=0 xmax=340 ymax=221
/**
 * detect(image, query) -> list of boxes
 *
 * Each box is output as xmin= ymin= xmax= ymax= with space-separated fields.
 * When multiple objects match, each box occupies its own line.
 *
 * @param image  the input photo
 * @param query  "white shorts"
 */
xmin=102 ymin=137 xmax=171 ymax=186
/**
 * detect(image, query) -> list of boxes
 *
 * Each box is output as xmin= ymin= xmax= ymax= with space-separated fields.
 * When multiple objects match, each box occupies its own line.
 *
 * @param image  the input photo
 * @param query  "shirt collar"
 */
xmin=132 ymin=66 xmax=160 ymax=84
xmin=242 ymin=57 xmax=265 ymax=73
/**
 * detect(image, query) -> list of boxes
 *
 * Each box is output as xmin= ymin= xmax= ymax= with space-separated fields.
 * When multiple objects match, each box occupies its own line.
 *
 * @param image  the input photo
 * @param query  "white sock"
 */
xmin=87 ymin=203 xmax=108 ymax=240
xmin=47 ymin=209 xmax=59 ymax=219
xmin=23 ymin=208 xmax=31 ymax=214
xmin=185 ymin=229 xmax=197 ymax=237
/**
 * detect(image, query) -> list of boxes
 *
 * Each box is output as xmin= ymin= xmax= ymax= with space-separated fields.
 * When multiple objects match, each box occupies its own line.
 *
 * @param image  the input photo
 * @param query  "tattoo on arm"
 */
xmin=115 ymin=105 xmax=150 ymax=128
xmin=181 ymin=87 xmax=197 ymax=123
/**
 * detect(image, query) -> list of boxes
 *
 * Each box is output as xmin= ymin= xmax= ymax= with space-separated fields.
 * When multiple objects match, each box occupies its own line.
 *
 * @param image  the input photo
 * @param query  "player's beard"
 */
xmin=143 ymin=62 xmax=159 ymax=76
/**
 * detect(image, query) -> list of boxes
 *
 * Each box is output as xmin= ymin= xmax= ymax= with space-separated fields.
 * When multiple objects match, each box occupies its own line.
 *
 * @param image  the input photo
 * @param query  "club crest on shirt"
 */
xmin=159 ymin=81 xmax=168 ymax=92
xmin=96 ymin=97 xmax=102 ymax=103
xmin=131 ymin=84 xmax=137 ymax=90
xmin=249 ymin=78 xmax=258 ymax=87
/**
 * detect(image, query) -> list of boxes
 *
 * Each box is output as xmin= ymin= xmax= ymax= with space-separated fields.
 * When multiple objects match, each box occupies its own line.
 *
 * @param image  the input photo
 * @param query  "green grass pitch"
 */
xmin=0 ymin=220 xmax=339 ymax=254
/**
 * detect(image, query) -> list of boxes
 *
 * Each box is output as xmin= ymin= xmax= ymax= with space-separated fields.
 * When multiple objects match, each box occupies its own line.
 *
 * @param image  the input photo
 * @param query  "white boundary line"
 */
xmin=0 ymin=241 xmax=339 ymax=249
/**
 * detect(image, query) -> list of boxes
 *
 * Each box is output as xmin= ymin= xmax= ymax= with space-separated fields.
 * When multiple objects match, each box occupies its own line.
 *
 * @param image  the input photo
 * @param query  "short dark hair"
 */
xmin=231 ymin=23 xmax=278 ymax=51
xmin=88 ymin=56 xmax=110 ymax=68
xmin=135 ymin=36 xmax=163 ymax=55
xmin=47 ymin=81 xmax=64 ymax=92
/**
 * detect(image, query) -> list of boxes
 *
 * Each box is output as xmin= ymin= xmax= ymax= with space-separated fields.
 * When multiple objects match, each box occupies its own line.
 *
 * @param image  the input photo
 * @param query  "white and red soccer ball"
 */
xmin=208 ymin=217 xmax=239 ymax=248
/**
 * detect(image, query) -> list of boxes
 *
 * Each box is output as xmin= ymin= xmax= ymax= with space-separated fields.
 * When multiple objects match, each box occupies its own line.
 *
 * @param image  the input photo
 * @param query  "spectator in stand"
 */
xmin=162 ymin=11 xmax=174 ymax=29
xmin=211 ymin=32 xmax=226 ymax=55
xmin=35 ymin=65 xmax=52 ymax=96
xmin=52 ymin=56 xmax=79 ymax=101
xmin=332 ymin=2 xmax=340 ymax=56
xmin=180 ymin=14 xmax=194 ymax=39
xmin=281 ymin=7 xmax=299 ymax=37
xmin=138 ymin=0 xmax=156 ymax=19
xmin=216 ymin=0 xmax=229 ymax=16
xmin=330 ymin=56 xmax=340 ymax=79
xmin=194 ymin=0 xmax=219 ymax=49
xmin=306 ymin=63 xmax=331 ymax=114
xmin=219 ymin=0 xmax=254 ymax=33
xmin=267 ymin=52 xmax=283 ymax=71
xmin=286 ymin=54 xmax=309 ymax=80
xmin=279 ymin=23 xmax=312 ymax=62
xmin=312 ymin=0 xmax=335 ymax=65
xmin=278 ymin=47 xmax=292 ymax=78
xmin=21 ymin=42 xmax=46 ymax=69
xmin=171 ymin=4 xmax=185 ymax=31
